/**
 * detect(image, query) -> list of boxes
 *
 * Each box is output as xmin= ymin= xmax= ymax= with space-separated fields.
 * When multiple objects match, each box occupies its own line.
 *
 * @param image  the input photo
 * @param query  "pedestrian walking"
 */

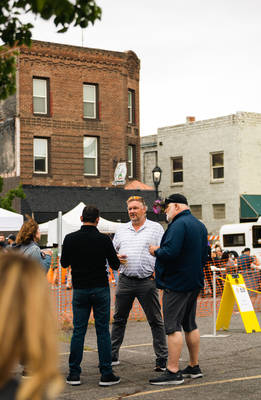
xmin=149 ymin=193 xmax=208 ymax=385
xmin=60 ymin=205 xmax=121 ymax=387
xmin=111 ymin=195 xmax=168 ymax=371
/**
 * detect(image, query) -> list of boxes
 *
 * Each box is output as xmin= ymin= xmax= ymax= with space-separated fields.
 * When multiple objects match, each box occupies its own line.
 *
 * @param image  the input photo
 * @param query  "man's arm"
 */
xmin=60 ymin=236 xmax=71 ymax=269
xmin=155 ymin=223 xmax=185 ymax=262
xmin=106 ymin=236 xmax=121 ymax=271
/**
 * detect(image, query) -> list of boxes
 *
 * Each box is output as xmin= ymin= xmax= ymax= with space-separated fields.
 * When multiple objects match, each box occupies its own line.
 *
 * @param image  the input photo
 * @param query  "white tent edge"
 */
xmin=0 ymin=208 xmax=24 ymax=232
xmin=38 ymin=202 xmax=122 ymax=246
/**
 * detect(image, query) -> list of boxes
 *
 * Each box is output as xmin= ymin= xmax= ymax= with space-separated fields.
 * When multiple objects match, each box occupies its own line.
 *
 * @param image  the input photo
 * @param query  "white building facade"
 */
xmin=141 ymin=112 xmax=261 ymax=234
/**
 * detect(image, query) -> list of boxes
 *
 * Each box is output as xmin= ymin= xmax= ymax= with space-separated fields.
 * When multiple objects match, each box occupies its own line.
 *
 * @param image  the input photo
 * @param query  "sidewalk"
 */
xmin=58 ymin=312 xmax=261 ymax=400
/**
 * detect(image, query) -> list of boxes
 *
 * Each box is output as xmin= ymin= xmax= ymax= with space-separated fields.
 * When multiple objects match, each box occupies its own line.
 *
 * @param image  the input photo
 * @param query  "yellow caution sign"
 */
xmin=216 ymin=273 xmax=261 ymax=333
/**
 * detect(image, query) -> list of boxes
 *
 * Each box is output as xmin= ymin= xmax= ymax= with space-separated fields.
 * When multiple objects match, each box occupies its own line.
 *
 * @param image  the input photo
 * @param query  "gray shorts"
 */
xmin=163 ymin=289 xmax=200 ymax=334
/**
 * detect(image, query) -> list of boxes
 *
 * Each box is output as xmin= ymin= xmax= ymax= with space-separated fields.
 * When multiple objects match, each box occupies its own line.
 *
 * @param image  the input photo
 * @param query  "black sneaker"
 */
xmin=154 ymin=359 xmax=167 ymax=372
xmin=149 ymin=369 xmax=184 ymax=385
xmin=111 ymin=358 xmax=120 ymax=366
xmin=99 ymin=373 xmax=120 ymax=386
xmin=66 ymin=373 xmax=81 ymax=386
xmin=181 ymin=365 xmax=203 ymax=379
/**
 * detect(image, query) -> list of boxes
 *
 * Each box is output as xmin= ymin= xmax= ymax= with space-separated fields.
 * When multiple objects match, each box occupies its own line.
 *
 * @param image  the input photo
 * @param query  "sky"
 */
xmin=23 ymin=0 xmax=261 ymax=135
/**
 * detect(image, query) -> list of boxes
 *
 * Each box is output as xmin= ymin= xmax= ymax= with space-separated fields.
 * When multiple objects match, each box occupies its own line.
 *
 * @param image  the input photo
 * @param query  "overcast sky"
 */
xmin=26 ymin=0 xmax=261 ymax=135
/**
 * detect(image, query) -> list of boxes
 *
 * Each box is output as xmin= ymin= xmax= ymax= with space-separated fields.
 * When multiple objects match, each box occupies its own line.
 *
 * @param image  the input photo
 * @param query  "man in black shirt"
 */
xmin=61 ymin=205 xmax=121 ymax=387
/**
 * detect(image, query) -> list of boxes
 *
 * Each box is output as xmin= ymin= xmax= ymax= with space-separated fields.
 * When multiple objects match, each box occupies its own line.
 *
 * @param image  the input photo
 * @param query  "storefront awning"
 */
xmin=240 ymin=194 xmax=261 ymax=219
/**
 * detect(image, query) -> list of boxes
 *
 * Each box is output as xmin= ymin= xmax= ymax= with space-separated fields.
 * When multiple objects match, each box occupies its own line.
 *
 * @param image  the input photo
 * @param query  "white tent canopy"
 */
xmin=0 ymin=208 xmax=24 ymax=232
xmin=39 ymin=202 xmax=122 ymax=246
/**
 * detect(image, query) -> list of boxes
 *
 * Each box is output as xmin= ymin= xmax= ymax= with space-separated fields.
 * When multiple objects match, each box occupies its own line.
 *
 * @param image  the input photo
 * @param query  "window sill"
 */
xmin=33 ymin=113 xmax=50 ymax=117
xmin=170 ymin=183 xmax=183 ymax=187
xmin=83 ymin=117 xmax=100 ymax=121
xmin=33 ymin=173 xmax=50 ymax=177
xmin=210 ymin=179 xmax=224 ymax=184
xmin=84 ymin=174 xmax=100 ymax=178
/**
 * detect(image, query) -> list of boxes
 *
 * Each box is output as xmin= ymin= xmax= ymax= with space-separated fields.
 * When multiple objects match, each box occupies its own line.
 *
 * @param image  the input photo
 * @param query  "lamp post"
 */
xmin=152 ymin=166 xmax=162 ymax=199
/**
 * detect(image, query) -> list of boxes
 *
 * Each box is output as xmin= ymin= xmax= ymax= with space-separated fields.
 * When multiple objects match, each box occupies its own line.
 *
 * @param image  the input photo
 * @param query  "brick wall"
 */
xmin=18 ymin=41 xmax=140 ymax=187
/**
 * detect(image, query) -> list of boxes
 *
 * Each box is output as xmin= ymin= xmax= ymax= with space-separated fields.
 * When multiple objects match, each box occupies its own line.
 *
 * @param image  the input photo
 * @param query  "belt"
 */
xmin=121 ymin=274 xmax=153 ymax=281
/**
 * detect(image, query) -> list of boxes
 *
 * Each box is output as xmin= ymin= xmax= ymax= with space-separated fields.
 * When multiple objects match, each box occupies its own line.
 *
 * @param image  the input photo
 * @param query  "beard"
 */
xmin=165 ymin=213 xmax=172 ymax=223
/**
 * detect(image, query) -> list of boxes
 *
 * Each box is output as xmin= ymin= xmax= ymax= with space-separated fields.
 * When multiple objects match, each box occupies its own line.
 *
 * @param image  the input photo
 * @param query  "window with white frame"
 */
xmin=128 ymin=90 xmax=135 ymax=124
xmin=33 ymin=78 xmax=48 ymax=114
xmin=83 ymin=84 xmax=97 ymax=119
xmin=127 ymin=145 xmax=135 ymax=178
xmin=211 ymin=152 xmax=224 ymax=180
xmin=172 ymin=157 xmax=183 ymax=184
xmin=190 ymin=205 xmax=202 ymax=220
xmin=213 ymin=203 xmax=225 ymax=219
xmin=34 ymin=138 xmax=48 ymax=173
xmin=83 ymin=136 xmax=98 ymax=175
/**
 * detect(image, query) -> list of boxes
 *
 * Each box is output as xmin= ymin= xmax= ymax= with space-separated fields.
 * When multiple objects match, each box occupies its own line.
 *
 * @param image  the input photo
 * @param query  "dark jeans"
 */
xmin=69 ymin=286 xmax=112 ymax=377
xmin=111 ymin=274 xmax=168 ymax=363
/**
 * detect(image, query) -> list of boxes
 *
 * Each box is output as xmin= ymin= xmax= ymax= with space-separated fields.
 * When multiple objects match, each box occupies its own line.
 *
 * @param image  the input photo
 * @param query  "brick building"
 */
xmin=141 ymin=112 xmax=261 ymax=234
xmin=0 ymin=40 xmax=147 ymax=222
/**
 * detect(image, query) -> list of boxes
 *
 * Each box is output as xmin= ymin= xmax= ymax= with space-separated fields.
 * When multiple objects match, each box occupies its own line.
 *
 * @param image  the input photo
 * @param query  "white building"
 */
xmin=141 ymin=112 xmax=261 ymax=234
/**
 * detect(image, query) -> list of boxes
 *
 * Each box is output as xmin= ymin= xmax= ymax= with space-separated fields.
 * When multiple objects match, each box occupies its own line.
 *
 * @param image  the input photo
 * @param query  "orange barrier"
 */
xmin=51 ymin=257 xmax=261 ymax=328
xmin=47 ymin=256 xmax=67 ymax=284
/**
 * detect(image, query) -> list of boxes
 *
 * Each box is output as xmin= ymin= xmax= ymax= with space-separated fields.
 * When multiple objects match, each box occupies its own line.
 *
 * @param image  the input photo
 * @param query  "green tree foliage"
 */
xmin=0 ymin=0 xmax=102 ymax=99
xmin=0 ymin=176 xmax=26 ymax=211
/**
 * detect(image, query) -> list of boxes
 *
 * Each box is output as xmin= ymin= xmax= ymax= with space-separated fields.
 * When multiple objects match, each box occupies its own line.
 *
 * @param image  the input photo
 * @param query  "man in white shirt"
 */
xmin=111 ymin=196 xmax=168 ymax=371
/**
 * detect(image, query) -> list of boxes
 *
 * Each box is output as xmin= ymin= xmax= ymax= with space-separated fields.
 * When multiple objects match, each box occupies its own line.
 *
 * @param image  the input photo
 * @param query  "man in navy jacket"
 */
xmin=149 ymin=194 xmax=208 ymax=385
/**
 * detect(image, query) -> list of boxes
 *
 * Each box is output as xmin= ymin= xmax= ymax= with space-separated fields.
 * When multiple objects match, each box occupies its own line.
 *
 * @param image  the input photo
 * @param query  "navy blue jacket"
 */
xmin=155 ymin=209 xmax=208 ymax=292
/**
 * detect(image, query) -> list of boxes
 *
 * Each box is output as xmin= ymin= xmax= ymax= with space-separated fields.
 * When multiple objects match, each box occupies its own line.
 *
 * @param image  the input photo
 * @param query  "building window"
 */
xmin=127 ymin=145 xmax=135 ymax=178
xmin=33 ymin=78 xmax=49 ymax=115
xmin=83 ymin=84 xmax=98 ymax=119
xmin=211 ymin=152 xmax=224 ymax=180
xmin=83 ymin=136 xmax=98 ymax=175
xmin=190 ymin=205 xmax=202 ymax=220
xmin=172 ymin=157 xmax=183 ymax=184
xmin=34 ymin=138 xmax=48 ymax=173
xmin=128 ymin=90 xmax=135 ymax=124
xmin=213 ymin=204 xmax=225 ymax=219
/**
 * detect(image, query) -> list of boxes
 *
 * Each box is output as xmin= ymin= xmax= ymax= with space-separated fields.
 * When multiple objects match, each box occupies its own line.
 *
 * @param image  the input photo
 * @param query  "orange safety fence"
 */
xmin=48 ymin=256 xmax=261 ymax=327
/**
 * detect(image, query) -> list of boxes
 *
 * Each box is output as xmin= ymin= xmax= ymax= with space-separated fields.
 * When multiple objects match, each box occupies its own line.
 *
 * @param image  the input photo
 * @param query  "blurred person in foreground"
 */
xmin=111 ymin=195 xmax=168 ymax=372
xmin=0 ymin=252 xmax=63 ymax=400
xmin=149 ymin=194 xmax=208 ymax=385
xmin=15 ymin=216 xmax=52 ymax=273
xmin=61 ymin=205 xmax=121 ymax=387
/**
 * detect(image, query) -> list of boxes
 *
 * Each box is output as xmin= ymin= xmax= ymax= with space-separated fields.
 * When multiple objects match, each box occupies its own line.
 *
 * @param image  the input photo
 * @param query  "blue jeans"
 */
xmin=69 ymin=286 xmax=112 ymax=376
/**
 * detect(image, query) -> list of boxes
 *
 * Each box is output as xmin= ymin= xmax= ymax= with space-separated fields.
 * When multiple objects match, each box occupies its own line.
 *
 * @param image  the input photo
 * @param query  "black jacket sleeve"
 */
xmin=60 ymin=235 xmax=71 ymax=268
xmin=105 ymin=236 xmax=120 ymax=270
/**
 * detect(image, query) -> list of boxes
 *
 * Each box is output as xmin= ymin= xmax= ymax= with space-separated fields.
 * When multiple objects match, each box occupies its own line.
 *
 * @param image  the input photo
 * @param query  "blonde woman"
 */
xmin=16 ymin=216 xmax=52 ymax=273
xmin=0 ymin=252 xmax=63 ymax=400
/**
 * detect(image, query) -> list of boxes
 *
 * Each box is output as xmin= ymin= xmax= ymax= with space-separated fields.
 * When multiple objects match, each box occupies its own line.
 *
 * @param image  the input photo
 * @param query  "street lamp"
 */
xmin=152 ymin=166 xmax=162 ymax=199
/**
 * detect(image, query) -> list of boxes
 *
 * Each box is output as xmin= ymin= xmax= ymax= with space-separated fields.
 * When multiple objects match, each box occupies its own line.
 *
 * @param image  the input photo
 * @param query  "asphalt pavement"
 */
xmin=57 ymin=312 xmax=261 ymax=400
